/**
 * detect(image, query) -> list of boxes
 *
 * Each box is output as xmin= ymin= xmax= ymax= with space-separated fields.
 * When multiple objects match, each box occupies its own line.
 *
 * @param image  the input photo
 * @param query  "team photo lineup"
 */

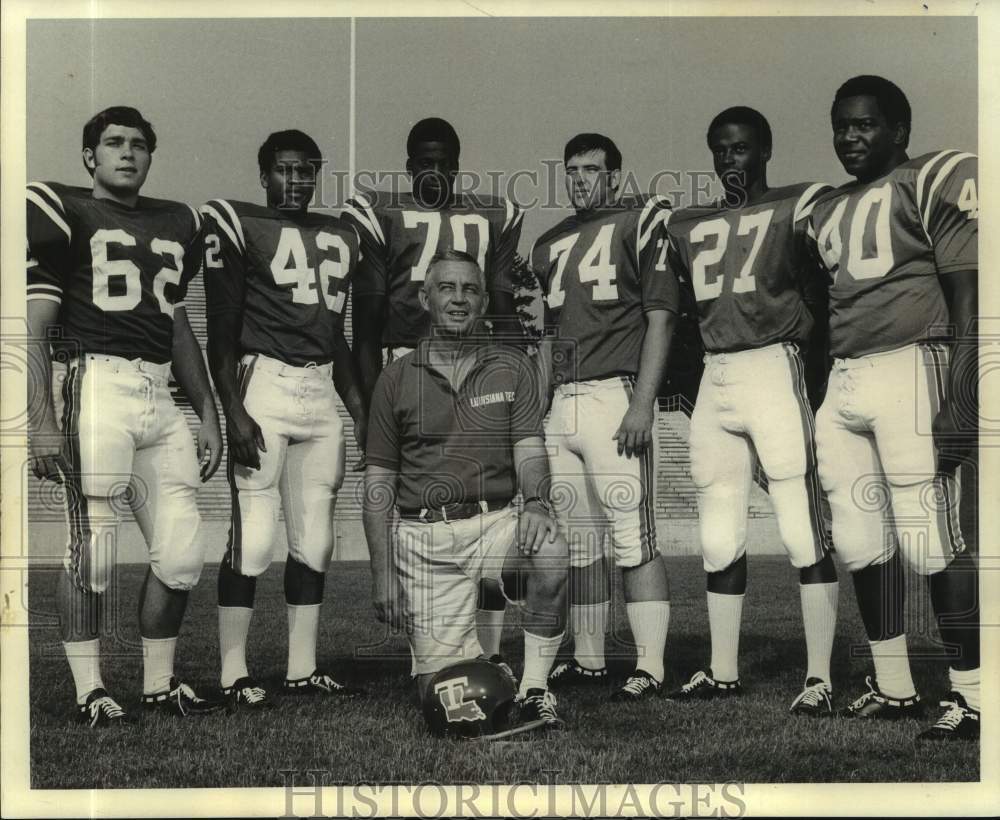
xmin=14 ymin=13 xmax=985 ymax=795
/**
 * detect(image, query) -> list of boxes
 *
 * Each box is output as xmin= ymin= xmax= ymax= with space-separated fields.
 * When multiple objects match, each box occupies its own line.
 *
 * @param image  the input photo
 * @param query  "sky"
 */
xmin=26 ymin=15 xmax=977 ymax=251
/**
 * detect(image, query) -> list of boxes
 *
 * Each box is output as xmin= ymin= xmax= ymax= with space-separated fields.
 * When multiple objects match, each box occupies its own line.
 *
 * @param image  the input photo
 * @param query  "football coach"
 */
xmin=362 ymin=249 xmax=569 ymax=729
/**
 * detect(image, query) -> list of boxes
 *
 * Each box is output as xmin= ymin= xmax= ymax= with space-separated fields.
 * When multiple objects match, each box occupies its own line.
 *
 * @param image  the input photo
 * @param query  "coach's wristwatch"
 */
xmin=522 ymin=496 xmax=553 ymax=516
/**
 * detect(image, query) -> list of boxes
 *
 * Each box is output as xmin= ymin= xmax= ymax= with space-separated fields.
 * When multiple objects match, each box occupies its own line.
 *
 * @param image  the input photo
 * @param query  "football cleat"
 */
xmin=917 ymin=693 xmax=980 ymax=741
xmin=789 ymin=677 xmax=833 ymax=716
xmin=77 ymin=688 xmax=129 ymax=728
xmin=842 ymin=676 xmax=923 ymax=719
xmin=223 ymin=676 xmax=273 ymax=711
xmin=516 ymin=688 xmax=564 ymax=731
xmin=141 ymin=678 xmax=225 ymax=717
xmin=488 ymin=655 xmax=518 ymax=687
xmin=610 ymin=670 xmax=662 ymax=702
xmin=283 ymin=670 xmax=365 ymax=698
xmin=547 ymin=659 xmax=609 ymax=689
xmin=664 ymin=670 xmax=742 ymax=702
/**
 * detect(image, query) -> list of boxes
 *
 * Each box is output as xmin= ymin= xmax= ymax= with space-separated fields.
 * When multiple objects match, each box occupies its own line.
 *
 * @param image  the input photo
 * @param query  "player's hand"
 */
xmin=197 ymin=413 xmax=223 ymax=482
xmin=372 ymin=577 xmax=406 ymax=630
xmin=613 ymin=403 xmax=653 ymax=458
xmin=29 ymin=433 xmax=66 ymax=483
xmin=518 ymin=503 xmax=557 ymax=556
xmin=353 ymin=415 xmax=368 ymax=458
xmin=933 ymin=399 xmax=975 ymax=474
xmin=227 ymin=406 xmax=267 ymax=470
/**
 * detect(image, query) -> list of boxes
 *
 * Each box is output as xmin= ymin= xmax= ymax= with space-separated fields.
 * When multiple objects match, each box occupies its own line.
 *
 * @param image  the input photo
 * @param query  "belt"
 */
xmin=398 ymin=499 xmax=510 ymax=523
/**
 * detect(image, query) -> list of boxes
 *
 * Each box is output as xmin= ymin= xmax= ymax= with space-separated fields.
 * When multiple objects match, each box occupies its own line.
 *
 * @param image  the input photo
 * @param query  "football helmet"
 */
xmin=422 ymin=658 xmax=519 ymax=739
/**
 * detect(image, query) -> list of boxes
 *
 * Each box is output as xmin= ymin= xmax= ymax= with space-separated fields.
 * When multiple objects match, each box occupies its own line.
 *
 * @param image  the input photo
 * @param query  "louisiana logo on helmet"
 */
xmin=422 ymin=658 xmax=518 ymax=739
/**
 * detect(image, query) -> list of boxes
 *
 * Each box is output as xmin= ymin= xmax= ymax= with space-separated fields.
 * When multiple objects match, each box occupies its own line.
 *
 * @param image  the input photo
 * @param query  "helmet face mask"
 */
xmin=422 ymin=658 xmax=518 ymax=739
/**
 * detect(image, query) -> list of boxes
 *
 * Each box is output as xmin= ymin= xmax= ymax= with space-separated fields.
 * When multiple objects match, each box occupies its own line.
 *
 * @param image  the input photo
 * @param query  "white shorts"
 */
xmin=395 ymin=507 xmax=519 ymax=675
xmin=226 ymin=353 xmax=346 ymax=577
xmin=815 ymin=343 xmax=964 ymax=575
xmin=60 ymin=354 xmax=203 ymax=593
xmin=545 ymin=377 xmax=658 ymax=569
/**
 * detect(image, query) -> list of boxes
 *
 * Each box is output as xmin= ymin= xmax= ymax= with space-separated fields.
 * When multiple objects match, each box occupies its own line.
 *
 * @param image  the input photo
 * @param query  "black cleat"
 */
xmin=77 ymin=688 xmax=129 ymax=728
xmin=283 ymin=670 xmax=365 ymax=698
xmin=917 ymin=693 xmax=979 ymax=741
xmin=842 ymin=676 xmax=923 ymax=720
xmin=547 ymin=659 xmax=609 ymax=689
xmin=141 ymin=678 xmax=225 ymax=717
xmin=664 ymin=670 xmax=742 ymax=702
xmin=610 ymin=670 xmax=662 ymax=702
xmin=517 ymin=688 xmax=564 ymax=731
xmin=223 ymin=676 xmax=273 ymax=711
xmin=789 ymin=677 xmax=833 ymax=716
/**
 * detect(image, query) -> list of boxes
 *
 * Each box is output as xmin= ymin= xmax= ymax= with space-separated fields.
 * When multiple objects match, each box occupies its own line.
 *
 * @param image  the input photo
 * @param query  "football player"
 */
xmin=807 ymin=76 xmax=979 ymax=740
xmin=203 ymin=130 xmax=367 ymax=709
xmin=342 ymin=117 xmax=523 ymax=662
xmin=530 ymin=133 xmax=676 ymax=700
xmin=660 ymin=108 xmax=839 ymax=714
xmin=26 ymin=106 xmax=223 ymax=725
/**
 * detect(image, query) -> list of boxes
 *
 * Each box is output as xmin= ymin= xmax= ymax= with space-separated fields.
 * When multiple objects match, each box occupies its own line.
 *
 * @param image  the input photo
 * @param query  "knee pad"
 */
xmin=700 ymin=517 xmax=747 ymax=574
xmin=150 ymin=508 xmax=205 ymax=591
xmin=890 ymin=478 xmax=961 ymax=576
xmin=228 ymin=489 xmax=280 ymax=576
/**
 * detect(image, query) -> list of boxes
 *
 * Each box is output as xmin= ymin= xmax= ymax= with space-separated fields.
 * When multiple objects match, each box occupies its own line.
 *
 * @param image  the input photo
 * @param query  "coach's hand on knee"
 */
xmin=613 ymin=404 xmax=653 ymax=458
xmin=227 ymin=407 xmax=267 ymax=470
xmin=519 ymin=502 xmax=557 ymax=556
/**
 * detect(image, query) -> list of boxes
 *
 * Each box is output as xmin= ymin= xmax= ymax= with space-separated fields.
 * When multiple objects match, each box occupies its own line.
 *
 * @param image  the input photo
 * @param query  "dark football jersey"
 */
xmin=529 ymin=196 xmax=677 ymax=384
xmin=341 ymin=190 xmax=523 ymax=346
xmin=807 ymin=150 xmax=978 ymax=358
xmin=26 ymin=181 xmax=202 ymax=364
xmin=666 ymin=183 xmax=830 ymax=353
xmin=201 ymin=200 xmax=360 ymax=366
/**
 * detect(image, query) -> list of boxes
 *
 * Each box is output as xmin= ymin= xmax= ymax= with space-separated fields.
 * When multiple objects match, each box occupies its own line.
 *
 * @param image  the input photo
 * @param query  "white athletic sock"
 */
xmin=219 ymin=606 xmax=253 ymax=688
xmin=626 ymin=601 xmax=670 ymax=683
xmin=800 ymin=581 xmax=838 ymax=685
xmin=286 ymin=603 xmax=321 ymax=681
xmin=870 ymin=634 xmax=916 ymax=699
xmin=519 ymin=631 xmax=564 ymax=696
xmin=64 ymin=639 xmax=103 ymax=704
xmin=571 ymin=602 xmax=608 ymax=670
xmin=141 ymin=636 xmax=177 ymax=695
xmin=707 ymin=591 xmax=743 ymax=682
xmin=476 ymin=607 xmax=505 ymax=658
xmin=949 ymin=666 xmax=980 ymax=711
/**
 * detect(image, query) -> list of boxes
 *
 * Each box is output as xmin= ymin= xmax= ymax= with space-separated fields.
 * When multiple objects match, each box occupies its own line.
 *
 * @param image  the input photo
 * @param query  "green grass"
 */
xmin=28 ymin=557 xmax=978 ymax=788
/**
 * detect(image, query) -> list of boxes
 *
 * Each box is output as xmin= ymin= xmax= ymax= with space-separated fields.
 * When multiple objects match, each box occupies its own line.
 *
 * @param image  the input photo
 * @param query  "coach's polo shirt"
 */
xmin=366 ymin=341 xmax=543 ymax=511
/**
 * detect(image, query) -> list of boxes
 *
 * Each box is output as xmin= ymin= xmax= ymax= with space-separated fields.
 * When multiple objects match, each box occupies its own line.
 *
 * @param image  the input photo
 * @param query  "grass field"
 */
xmin=28 ymin=556 xmax=978 ymax=788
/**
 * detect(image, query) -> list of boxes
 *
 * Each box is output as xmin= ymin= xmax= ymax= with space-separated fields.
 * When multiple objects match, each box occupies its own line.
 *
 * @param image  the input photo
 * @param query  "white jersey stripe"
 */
xmin=922 ymin=152 xmax=976 ymax=230
xmin=186 ymin=203 xmax=202 ymax=231
xmin=29 ymin=182 xmax=67 ymax=215
xmin=201 ymin=204 xmax=242 ymax=255
xmin=508 ymin=205 xmax=524 ymax=232
xmin=793 ymin=183 xmax=829 ymax=223
xmin=638 ymin=207 xmax=672 ymax=254
xmin=341 ymin=202 xmax=384 ymax=247
xmin=915 ymin=150 xmax=955 ymax=223
xmin=27 ymin=189 xmax=72 ymax=241
xmin=349 ymin=193 xmax=386 ymax=245
xmin=27 ymin=292 xmax=62 ymax=304
xmin=214 ymin=199 xmax=246 ymax=253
